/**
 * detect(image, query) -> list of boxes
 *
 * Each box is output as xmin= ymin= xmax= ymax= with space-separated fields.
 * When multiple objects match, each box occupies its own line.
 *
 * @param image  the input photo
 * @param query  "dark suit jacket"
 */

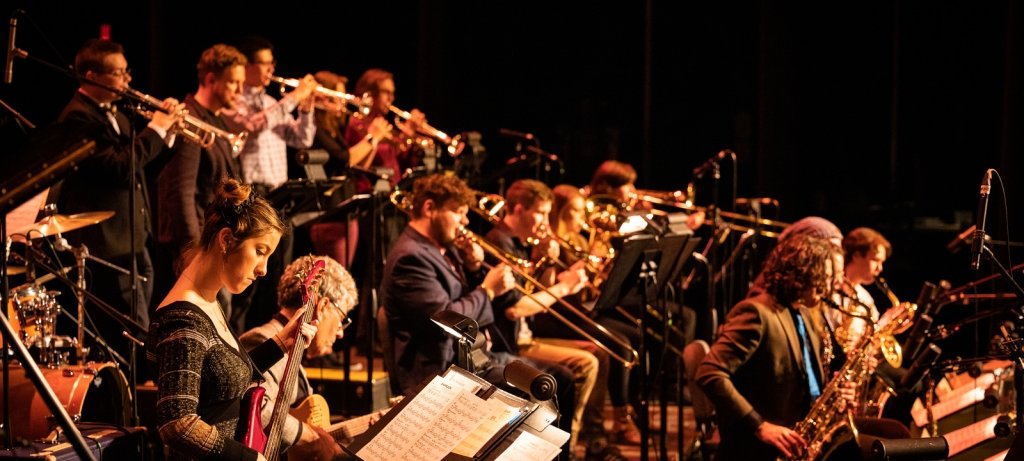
xmin=695 ymin=293 xmax=828 ymax=461
xmin=380 ymin=226 xmax=493 ymax=395
xmin=156 ymin=95 xmax=241 ymax=252
xmin=52 ymin=91 xmax=169 ymax=263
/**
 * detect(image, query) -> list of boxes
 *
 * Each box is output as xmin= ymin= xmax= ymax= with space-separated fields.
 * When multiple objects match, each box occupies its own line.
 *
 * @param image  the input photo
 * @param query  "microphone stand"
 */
xmin=976 ymin=245 xmax=1024 ymax=431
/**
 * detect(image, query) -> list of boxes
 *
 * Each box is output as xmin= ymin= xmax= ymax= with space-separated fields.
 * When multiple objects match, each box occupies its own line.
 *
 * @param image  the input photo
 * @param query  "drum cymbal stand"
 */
xmin=53 ymin=237 xmax=147 ymax=360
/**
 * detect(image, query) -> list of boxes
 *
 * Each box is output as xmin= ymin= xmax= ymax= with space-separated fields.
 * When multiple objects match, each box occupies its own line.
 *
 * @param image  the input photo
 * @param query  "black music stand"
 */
xmin=591 ymin=232 xmax=695 ymax=461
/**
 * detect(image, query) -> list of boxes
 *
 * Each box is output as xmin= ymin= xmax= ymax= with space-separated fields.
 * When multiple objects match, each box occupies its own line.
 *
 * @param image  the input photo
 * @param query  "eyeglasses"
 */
xmin=101 ymin=68 xmax=131 ymax=78
xmin=328 ymin=298 xmax=354 ymax=330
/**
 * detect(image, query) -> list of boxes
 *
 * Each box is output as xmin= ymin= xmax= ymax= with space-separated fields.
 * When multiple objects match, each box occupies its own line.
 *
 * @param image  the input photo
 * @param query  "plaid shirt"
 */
xmin=233 ymin=85 xmax=316 ymax=188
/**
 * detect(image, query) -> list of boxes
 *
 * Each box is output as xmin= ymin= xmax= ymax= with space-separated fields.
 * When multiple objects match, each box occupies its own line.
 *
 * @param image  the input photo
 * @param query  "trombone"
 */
xmin=635 ymin=189 xmax=790 ymax=238
xmin=271 ymin=76 xmax=372 ymax=117
xmin=391 ymin=190 xmax=639 ymax=367
xmin=123 ymin=87 xmax=249 ymax=154
xmin=389 ymin=105 xmax=465 ymax=157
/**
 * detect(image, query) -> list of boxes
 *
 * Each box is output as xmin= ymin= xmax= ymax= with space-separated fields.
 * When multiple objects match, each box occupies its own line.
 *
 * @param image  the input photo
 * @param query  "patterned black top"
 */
xmin=149 ymin=301 xmax=283 ymax=460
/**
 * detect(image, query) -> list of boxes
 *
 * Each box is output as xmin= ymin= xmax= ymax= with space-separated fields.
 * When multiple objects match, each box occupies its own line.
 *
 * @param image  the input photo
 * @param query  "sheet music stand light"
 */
xmin=431 ymin=310 xmax=480 ymax=373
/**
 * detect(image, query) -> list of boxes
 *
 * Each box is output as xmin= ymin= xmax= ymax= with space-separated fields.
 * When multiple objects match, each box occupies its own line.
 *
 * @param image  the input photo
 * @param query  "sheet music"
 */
xmin=408 ymin=390 xmax=489 ymax=458
xmin=493 ymin=430 xmax=562 ymax=461
xmin=450 ymin=397 xmax=523 ymax=456
xmin=356 ymin=374 xmax=489 ymax=461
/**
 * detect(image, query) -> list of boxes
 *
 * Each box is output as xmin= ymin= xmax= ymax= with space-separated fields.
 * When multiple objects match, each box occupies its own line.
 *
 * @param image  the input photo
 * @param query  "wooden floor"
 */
xmin=578 ymin=404 xmax=697 ymax=461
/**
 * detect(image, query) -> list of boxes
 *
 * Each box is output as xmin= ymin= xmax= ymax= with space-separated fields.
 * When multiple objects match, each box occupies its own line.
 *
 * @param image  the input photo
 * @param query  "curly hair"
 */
xmin=761 ymin=234 xmax=839 ymax=306
xmin=410 ymin=174 xmax=474 ymax=218
xmin=278 ymin=255 xmax=358 ymax=315
xmin=196 ymin=44 xmax=247 ymax=86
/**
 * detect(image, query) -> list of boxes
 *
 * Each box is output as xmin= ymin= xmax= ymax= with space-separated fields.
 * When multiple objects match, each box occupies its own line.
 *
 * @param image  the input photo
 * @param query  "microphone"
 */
xmin=498 ymin=128 xmax=534 ymax=141
xmin=946 ymin=224 xmax=975 ymax=253
xmin=5 ymin=12 xmax=18 ymax=84
xmin=970 ymin=169 xmax=993 ymax=270
xmin=692 ymin=149 xmax=732 ymax=178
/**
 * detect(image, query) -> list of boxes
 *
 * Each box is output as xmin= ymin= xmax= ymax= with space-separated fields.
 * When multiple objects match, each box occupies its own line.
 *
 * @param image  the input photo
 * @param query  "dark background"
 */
xmin=2 ymin=1 xmax=1022 ymax=355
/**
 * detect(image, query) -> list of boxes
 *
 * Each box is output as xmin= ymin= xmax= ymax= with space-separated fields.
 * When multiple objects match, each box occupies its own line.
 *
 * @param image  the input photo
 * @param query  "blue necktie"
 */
xmin=794 ymin=311 xmax=822 ymax=400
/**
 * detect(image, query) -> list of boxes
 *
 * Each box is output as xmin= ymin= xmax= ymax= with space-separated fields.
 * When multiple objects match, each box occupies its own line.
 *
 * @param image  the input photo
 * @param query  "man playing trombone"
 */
xmin=380 ymin=174 xmax=580 ymax=460
xmin=485 ymin=179 xmax=626 ymax=461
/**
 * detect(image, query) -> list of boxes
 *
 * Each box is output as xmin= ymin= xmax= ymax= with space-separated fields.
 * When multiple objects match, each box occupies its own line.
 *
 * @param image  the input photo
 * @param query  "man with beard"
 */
xmin=155 ymin=44 xmax=248 ymax=316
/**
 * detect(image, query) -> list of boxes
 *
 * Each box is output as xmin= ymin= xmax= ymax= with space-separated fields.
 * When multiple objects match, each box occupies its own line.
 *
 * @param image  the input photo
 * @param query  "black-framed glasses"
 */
xmin=102 ymin=68 xmax=131 ymax=78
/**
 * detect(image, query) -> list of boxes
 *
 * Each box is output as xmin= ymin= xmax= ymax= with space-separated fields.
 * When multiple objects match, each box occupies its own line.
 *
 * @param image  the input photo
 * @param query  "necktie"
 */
xmin=794 ymin=311 xmax=822 ymax=400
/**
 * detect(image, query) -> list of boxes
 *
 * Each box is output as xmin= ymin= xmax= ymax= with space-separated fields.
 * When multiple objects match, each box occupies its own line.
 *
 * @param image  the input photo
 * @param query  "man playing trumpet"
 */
xmin=50 ymin=38 xmax=183 ymax=362
xmin=155 ymin=43 xmax=248 ymax=318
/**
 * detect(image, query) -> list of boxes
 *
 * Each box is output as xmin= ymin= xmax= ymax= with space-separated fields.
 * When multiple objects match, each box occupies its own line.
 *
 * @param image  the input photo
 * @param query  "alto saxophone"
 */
xmin=786 ymin=300 xmax=916 ymax=461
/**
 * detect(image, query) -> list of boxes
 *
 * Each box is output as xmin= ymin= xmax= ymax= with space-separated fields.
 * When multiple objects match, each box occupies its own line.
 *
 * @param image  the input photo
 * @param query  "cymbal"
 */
xmin=13 ymin=211 xmax=115 ymax=239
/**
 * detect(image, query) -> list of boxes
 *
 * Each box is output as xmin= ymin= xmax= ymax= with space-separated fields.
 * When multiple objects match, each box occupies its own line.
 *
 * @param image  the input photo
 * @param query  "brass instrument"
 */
xmin=788 ymin=300 xmax=917 ymax=461
xmin=390 ymin=190 xmax=639 ymax=367
xmin=123 ymin=87 xmax=249 ymax=154
xmin=388 ymin=105 xmax=465 ymax=157
xmin=270 ymin=76 xmax=372 ymax=117
xmin=634 ymin=189 xmax=790 ymax=238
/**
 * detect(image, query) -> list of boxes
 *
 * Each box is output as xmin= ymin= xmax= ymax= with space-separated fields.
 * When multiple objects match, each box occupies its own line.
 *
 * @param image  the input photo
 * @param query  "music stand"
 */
xmin=590 ymin=232 xmax=696 ymax=461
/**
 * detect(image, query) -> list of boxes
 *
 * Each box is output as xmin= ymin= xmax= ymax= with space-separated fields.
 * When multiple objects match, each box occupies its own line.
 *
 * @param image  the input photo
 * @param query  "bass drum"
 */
xmin=0 ymin=362 xmax=131 ymax=440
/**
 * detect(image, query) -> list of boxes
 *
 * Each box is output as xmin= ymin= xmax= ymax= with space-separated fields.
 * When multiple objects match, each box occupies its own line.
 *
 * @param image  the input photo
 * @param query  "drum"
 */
xmin=4 ymin=284 xmax=60 ymax=346
xmin=0 ymin=362 xmax=131 ymax=440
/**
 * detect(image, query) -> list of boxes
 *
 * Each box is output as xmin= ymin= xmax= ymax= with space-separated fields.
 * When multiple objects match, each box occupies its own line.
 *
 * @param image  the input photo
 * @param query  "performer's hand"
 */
xmin=453 ymin=234 xmax=485 ymax=271
xmin=367 ymin=116 xmax=392 ymax=142
xmin=755 ymin=422 xmax=805 ymax=459
xmin=556 ymin=261 xmax=589 ymax=296
xmin=483 ymin=263 xmax=515 ymax=297
xmin=277 ymin=306 xmax=318 ymax=350
xmin=838 ymin=379 xmax=859 ymax=411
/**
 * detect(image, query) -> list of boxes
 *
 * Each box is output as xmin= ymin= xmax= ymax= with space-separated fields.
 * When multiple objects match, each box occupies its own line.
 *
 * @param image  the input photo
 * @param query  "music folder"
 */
xmin=344 ymin=365 xmax=568 ymax=461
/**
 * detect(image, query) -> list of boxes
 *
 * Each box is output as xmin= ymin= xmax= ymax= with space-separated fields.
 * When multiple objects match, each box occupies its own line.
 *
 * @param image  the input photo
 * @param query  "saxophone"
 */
xmin=786 ymin=300 xmax=917 ymax=461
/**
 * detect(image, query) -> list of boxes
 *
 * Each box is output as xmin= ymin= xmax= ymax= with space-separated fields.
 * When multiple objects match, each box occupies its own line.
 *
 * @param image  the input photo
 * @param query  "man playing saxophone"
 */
xmin=696 ymin=234 xmax=849 ymax=460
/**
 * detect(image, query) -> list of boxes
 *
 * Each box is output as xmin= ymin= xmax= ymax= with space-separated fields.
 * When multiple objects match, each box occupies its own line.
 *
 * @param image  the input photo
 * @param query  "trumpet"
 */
xmin=270 ymin=76 xmax=372 ymax=117
xmin=390 ymin=190 xmax=639 ymax=367
xmin=389 ymin=105 xmax=465 ymax=157
xmin=123 ymin=87 xmax=248 ymax=154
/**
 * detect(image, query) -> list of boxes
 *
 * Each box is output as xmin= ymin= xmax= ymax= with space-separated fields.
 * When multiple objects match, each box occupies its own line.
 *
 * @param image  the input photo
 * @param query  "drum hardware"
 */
xmin=11 ymin=209 xmax=114 ymax=239
xmin=0 ymin=361 xmax=130 ymax=441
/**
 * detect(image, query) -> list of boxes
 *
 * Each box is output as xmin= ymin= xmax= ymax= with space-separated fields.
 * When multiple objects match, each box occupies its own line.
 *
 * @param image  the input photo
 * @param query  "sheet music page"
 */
xmin=493 ymin=430 xmax=562 ymax=461
xmin=356 ymin=374 xmax=489 ymax=461
xmin=357 ymin=376 xmax=457 ymax=460
xmin=407 ymin=389 xmax=490 ymax=458
xmin=450 ymin=396 xmax=523 ymax=456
